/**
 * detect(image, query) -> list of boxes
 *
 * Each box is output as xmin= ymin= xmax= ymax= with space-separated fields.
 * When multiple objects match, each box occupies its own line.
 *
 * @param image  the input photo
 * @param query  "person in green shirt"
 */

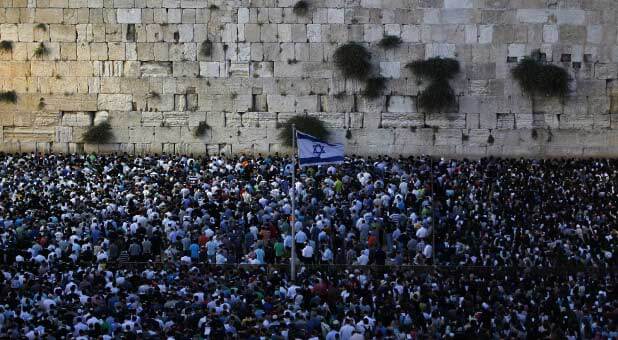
xmin=274 ymin=241 xmax=285 ymax=263
xmin=334 ymin=178 xmax=343 ymax=193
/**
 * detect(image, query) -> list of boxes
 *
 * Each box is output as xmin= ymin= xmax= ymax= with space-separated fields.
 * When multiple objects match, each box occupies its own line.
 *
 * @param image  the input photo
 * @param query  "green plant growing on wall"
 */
xmin=148 ymin=91 xmax=160 ymax=99
xmin=200 ymin=40 xmax=213 ymax=57
xmin=407 ymin=57 xmax=460 ymax=112
xmin=512 ymin=53 xmax=569 ymax=97
xmin=407 ymin=58 xmax=460 ymax=80
xmin=363 ymin=77 xmax=386 ymax=99
xmin=379 ymin=35 xmax=402 ymax=49
xmin=0 ymin=91 xmax=17 ymax=103
xmin=83 ymin=122 xmax=114 ymax=144
xmin=293 ymin=1 xmax=309 ymax=16
xmin=333 ymin=42 xmax=372 ymax=79
xmin=35 ymin=23 xmax=47 ymax=31
xmin=0 ymin=40 xmax=13 ymax=53
xmin=194 ymin=121 xmax=210 ymax=138
xmin=33 ymin=42 xmax=49 ymax=58
xmin=278 ymin=115 xmax=329 ymax=147
xmin=417 ymin=81 xmax=457 ymax=112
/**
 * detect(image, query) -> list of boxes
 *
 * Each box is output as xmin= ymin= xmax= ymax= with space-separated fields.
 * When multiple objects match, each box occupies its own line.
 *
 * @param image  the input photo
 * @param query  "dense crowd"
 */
xmin=0 ymin=152 xmax=616 ymax=338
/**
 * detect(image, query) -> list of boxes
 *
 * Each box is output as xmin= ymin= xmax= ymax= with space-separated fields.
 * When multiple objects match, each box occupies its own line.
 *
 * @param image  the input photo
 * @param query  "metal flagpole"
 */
xmin=431 ymin=157 xmax=436 ymax=268
xmin=290 ymin=124 xmax=297 ymax=281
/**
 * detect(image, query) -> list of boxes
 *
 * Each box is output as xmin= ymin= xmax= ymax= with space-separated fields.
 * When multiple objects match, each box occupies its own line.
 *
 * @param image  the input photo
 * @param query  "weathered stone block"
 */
xmin=559 ymin=25 xmax=586 ymax=44
xmin=381 ymin=112 xmax=423 ymax=128
xmin=98 ymin=94 xmax=132 ymax=111
xmin=387 ymin=96 xmax=416 ymax=113
xmin=117 ymin=9 xmax=142 ymax=24
xmin=62 ymin=112 xmax=91 ymax=127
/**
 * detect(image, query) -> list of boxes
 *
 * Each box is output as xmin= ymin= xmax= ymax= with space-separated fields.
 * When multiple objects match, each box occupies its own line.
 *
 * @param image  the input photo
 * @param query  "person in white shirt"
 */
xmin=339 ymin=318 xmax=356 ymax=340
xmin=301 ymin=243 xmax=314 ymax=263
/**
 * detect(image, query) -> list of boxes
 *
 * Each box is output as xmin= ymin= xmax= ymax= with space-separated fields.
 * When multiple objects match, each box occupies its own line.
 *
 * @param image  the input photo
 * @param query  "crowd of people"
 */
xmin=0 ymin=152 xmax=615 ymax=338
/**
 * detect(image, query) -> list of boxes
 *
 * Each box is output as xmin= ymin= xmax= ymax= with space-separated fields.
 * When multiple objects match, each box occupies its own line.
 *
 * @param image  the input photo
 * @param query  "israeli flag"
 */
xmin=296 ymin=131 xmax=344 ymax=167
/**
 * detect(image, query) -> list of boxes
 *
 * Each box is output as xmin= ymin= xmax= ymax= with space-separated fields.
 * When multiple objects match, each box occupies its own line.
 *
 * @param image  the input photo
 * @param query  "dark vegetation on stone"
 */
xmin=194 ymin=121 xmax=210 ymax=138
xmin=407 ymin=57 xmax=460 ymax=112
xmin=379 ymin=35 xmax=402 ymax=49
xmin=293 ymin=1 xmax=309 ymax=16
xmin=363 ymin=77 xmax=386 ymax=99
xmin=0 ymin=40 xmax=13 ymax=52
xmin=278 ymin=115 xmax=329 ymax=147
xmin=512 ymin=53 xmax=569 ymax=97
xmin=333 ymin=43 xmax=372 ymax=79
xmin=0 ymin=90 xmax=17 ymax=103
xmin=82 ymin=122 xmax=114 ymax=144
xmin=417 ymin=81 xmax=457 ymax=113
xmin=200 ymin=40 xmax=213 ymax=57
xmin=33 ymin=42 xmax=49 ymax=58
xmin=406 ymin=57 xmax=460 ymax=81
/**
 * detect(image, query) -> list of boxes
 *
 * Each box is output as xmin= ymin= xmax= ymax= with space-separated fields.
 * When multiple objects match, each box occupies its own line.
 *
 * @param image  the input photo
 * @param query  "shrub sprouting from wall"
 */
xmin=407 ymin=58 xmax=460 ymax=81
xmin=363 ymin=77 xmax=386 ymax=99
xmin=200 ymin=40 xmax=213 ymax=57
xmin=333 ymin=43 xmax=372 ymax=79
xmin=379 ymin=35 xmax=402 ymax=49
xmin=293 ymin=1 xmax=309 ymax=16
xmin=511 ymin=53 xmax=569 ymax=97
xmin=0 ymin=40 xmax=13 ymax=53
xmin=278 ymin=115 xmax=329 ymax=147
xmin=0 ymin=90 xmax=17 ymax=103
xmin=407 ymin=57 xmax=460 ymax=112
xmin=194 ymin=121 xmax=210 ymax=138
xmin=417 ymin=81 xmax=457 ymax=112
xmin=33 ymin=42 xmax=49 ymax=58
xmin=82 ymin=122 xmax=114 ymax=144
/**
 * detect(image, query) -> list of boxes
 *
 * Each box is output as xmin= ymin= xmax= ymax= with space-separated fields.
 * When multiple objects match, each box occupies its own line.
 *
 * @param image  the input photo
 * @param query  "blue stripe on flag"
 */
xmin=298 ymin=155 xmax=345 ymax=166
xmin=296 ymin=131 xmax=341 ymax=147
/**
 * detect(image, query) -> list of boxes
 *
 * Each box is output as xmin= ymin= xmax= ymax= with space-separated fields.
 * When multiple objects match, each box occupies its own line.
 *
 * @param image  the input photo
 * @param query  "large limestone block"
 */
xmin=440 ymin=9 xmax=476 ymax=24
xmin=117 ymin=9 xmax=142 ymax=24
xmin=445 ymin=0 xmax=474 ymax=8
xmin=106 ymin=111 xmax=141 ymax=127
xmin=61 ymin=112 xmax=91 ymax=127
xmin=381 ymin=112 xmax=424 ymax=128
xmin=559 ymin=25 xmax=586 ymax=44
xmin=163 ymin=111 xmax=189 ymax=126
xmin=50 ymin=25 xmax=76 ymax=42
xmin=34 ymin=112 xmax=61 ymax=127
xmin=387 ymin=96 xmax=416 ymax=113
xmin=555 ymin=10 xmax=585 ymax=25
xmin=35 ymin=9 xmax=64 ymax=23
xmin=3 ymin=127 xmax=55 ymax=142
xmin=141 ymin=61 xmax=172 ymax=77
xmin=380 ymin=62 xmax=401 ymax=79
xmin=45 ymin=94 xmax=99 ymax=112
xmin=128 ymin=126 xmax=156 ymax=143
xmin=98 ymin=94 xmax=132 ymax=111
xmin=228 ymin=62 xmax=249 ymax=77
xmin=267 ymin=95 xmax=295 ymax=112
xmin=516 ymin=9 xmax=550 ymax=24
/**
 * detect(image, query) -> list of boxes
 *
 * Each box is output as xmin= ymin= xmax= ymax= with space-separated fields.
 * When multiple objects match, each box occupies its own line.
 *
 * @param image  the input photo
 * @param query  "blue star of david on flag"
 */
xmin=296 ymin=131 xmax=344 ymax=167
xmin=312 ymin=144 xmax=326 ymax=158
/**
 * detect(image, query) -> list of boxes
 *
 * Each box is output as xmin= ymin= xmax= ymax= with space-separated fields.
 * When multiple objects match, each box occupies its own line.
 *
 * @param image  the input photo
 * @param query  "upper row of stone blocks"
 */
xmin=0 ymin=0 xmax=612 ymax=10
xmin=0 ymin=6 xmax=608 ymax=26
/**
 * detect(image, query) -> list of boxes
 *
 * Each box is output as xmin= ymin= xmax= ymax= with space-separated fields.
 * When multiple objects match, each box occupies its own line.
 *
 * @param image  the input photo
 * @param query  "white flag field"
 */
xmin=296 ymin=131 xmax=344 ymax=167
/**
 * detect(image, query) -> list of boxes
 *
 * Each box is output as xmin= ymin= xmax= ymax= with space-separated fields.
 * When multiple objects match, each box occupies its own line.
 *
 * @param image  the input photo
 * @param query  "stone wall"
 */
xmin=0 ymin=0 xmax=617 ymax=157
